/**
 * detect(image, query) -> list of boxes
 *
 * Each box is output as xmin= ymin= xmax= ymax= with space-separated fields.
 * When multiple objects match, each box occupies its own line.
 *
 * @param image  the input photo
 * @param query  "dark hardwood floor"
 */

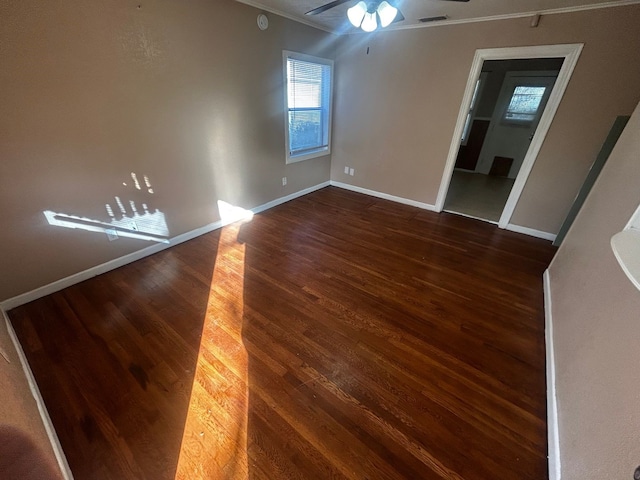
xmin=9 ymin=187 xmax=557 ymax=479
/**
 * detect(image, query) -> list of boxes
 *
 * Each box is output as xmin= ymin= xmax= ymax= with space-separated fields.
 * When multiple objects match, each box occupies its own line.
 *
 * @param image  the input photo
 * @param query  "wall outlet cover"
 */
xmin=106 ymin=229 xmax=119 ymax=241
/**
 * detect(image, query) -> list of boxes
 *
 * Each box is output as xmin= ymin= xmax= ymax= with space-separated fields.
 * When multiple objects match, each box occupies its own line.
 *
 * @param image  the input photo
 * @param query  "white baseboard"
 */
xmin=544 ymin=269 xmax=561 ymax=480
xmin=331 ymin=180 xmax=556 ymax=242
xmin=330 ymin=181 xmax=436 ymax=211
xmin=253 ymin=181 xmax=329 ymax=215
xmin=1 ymin=308 xmax=74 ymax=480
xmin=329 ymin=182 xmax=558 ymax=242
xmin=506 ymin=223 xmax=557 ymax=242
xmin=0 ymin=181 xmax=330 ymax=311
xmin=0 ymin=231 xmax=213 ymax=311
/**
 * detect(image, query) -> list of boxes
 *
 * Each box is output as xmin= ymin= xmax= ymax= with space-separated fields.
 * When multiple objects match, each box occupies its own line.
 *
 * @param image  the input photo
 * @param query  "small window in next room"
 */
xmin=461 ymin=72 xmax=488 ymax=144
xmin=503 ymin=86 xmax=547 ymax=123
xmin=283 ymin=51 xmax=334 ymax=163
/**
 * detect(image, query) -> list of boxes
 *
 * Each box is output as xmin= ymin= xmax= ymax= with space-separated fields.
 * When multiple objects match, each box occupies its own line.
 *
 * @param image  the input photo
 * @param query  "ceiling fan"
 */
xmin=305 ymin=0 xmax=470 ymax=32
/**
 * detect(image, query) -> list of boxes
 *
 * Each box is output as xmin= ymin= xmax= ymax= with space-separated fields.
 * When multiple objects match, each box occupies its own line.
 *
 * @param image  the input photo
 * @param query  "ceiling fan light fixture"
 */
xmin=361 ymin=11 xmax=378 ymax=32
xmin=377 ymin=1 xmax=397 ymax=27
xmin=347 ymin=1 xmax=367 ymax=27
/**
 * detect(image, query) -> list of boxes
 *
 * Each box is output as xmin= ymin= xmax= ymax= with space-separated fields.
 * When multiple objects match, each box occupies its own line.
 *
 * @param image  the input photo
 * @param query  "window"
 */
xmin=283 ymin=51 xmax=333 ymax=163
xmin=461 ymin=72 xmax=487 ymax=144
xmin=503 ymin=86 xmax=547 ymax=123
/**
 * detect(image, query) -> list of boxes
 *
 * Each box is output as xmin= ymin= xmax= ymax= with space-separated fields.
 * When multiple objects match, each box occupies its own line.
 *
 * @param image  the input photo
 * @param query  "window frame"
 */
xmin=283 ymin=50 xmax=334 ymax=164
xmin=460 ymin=71 xmax=488 ymax=145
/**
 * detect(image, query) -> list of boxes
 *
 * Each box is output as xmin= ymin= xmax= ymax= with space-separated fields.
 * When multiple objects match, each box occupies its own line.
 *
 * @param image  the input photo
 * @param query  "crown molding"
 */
xmin=236 ymin=0 xmax=640 ymax=36
xmin=379 ymin=0 xmax=640 ymax=34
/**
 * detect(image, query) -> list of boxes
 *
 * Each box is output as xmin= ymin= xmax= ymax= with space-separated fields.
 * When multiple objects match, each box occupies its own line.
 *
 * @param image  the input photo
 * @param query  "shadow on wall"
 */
xmin=0 ymin=425 xmax=62 ymax=479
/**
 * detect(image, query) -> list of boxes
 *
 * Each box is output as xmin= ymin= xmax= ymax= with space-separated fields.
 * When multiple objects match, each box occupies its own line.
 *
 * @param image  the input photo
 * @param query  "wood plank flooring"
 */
xmin=9 ymin=186 xmax=557 ymax=479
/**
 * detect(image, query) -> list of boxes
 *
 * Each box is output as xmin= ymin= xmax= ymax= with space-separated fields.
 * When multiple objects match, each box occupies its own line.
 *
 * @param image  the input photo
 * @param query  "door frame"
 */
xmin=434 ymin=44 xmax=583 ymax=229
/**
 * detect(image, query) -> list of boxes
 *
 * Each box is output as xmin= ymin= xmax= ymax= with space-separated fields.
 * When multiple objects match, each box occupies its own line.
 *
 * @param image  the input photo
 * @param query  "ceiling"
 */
xmin=235 ymin=0 xmax=637 ymax=34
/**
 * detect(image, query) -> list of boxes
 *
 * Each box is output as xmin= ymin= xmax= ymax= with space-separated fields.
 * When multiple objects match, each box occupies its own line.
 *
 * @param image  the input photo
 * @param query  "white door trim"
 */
xmin=435 ymin=43 xmax=584 ymax=229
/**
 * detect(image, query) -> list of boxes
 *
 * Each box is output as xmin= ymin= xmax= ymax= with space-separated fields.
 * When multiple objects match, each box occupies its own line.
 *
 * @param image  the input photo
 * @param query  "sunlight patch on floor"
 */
xmin=175 ymin=215 xmax=250 ymax=479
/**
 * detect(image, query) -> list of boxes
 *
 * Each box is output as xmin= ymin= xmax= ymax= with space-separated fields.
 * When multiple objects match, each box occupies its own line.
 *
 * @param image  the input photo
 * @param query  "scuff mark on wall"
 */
xmin=119 ymin=24 xmax=167 ymax=69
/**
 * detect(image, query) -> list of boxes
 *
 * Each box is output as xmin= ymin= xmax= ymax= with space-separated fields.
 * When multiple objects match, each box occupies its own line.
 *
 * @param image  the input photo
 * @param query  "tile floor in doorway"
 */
xmin=444 ymin=170 xmax=515 ymax=222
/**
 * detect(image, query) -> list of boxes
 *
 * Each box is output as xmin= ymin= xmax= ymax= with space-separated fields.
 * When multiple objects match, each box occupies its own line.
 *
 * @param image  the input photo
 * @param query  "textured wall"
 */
xmin=0 ymin=0 xmax=336 ymax=301
xmin=549 ymin=100 xmax=640 ymax=479
xmin=331 ymin=5 xmax=640 ymax=234
xmin=0 ymin=316 xmax=62 ymax=478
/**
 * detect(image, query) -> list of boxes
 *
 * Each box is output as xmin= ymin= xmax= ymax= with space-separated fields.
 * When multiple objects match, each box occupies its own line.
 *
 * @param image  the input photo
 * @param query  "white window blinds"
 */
xmin=504 ymin=86 xmax=547 ymax=122
xmin=286 ymin=55 xmax=332 ymax=159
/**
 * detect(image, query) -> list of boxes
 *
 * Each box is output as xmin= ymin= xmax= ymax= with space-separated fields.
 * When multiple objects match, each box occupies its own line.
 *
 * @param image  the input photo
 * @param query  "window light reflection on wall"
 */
xmin=43 ymin=173 xmax=169 ymax=243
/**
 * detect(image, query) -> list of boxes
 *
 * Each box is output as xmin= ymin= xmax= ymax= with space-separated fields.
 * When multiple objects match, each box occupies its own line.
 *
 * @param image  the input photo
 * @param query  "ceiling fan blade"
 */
xmin=305 ymin=0 xmax=353 ymax=16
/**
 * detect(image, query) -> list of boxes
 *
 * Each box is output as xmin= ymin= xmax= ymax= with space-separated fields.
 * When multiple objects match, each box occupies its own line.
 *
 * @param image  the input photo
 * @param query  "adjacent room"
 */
xmin=444 ymin=57 xmax=564 ymax=223
xmin=1 ymin=0 xmax=639 ymax=479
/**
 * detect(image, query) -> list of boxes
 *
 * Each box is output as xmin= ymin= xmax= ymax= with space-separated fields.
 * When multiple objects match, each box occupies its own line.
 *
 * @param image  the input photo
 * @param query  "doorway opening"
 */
xmin=435 ymin=44 xmax=583 ymax=231
xmin=445 ymin=59 xmax=563 ymax=222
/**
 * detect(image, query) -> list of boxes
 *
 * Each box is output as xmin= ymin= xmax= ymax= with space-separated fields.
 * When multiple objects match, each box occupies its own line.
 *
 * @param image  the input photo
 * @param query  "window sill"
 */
xmin=501 ymin=119 xmax=535 ymax=128
xmin=611 ymin=229 xmax=640 ymax=291
xmin=286 ymin=147 xmax=330 ymax=164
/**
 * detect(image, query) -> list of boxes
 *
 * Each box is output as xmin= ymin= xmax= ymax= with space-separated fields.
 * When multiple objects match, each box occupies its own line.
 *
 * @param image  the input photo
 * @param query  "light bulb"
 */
xmin=361 ymin=11 xmax=378 ymax=32
xmin=377 ymin=1 xmax=398 ymax=28
xmin=347 ymin=1 xmax=367 ymax=27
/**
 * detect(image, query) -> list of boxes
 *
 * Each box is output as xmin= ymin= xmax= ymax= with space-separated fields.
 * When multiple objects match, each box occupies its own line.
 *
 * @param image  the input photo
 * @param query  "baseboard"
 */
xmin=253 ymin=181 xmax=330 ymax=215
xmin=328 ymin=182 xmax=557 ymax=242
xmin=544 ymin=269 xmax=561 ymax=480
xmin=1 ymin=308 xmax=74 ymax=480
xmin=506 ymin=223 xmax=557 ymax=242
xmin=330 ymin=181 xmax=436 ymax=211
xmin=0 ymin=181 xmax=330 ymax=311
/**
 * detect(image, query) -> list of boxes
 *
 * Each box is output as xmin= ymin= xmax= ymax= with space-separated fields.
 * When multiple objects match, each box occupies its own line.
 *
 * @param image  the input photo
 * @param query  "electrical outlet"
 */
xmin=349 ymin=168 xmax=355 ymax=176
xmin=282 ymin=176 xmax=287 ymax=186
xmin=344 ymin=166 xmax=349 ymax=174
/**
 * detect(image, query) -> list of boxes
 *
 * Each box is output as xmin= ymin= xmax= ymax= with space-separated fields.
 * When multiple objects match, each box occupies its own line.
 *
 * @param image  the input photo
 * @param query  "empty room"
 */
xmin=1 ymin=0 xmax=640 ymax=479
